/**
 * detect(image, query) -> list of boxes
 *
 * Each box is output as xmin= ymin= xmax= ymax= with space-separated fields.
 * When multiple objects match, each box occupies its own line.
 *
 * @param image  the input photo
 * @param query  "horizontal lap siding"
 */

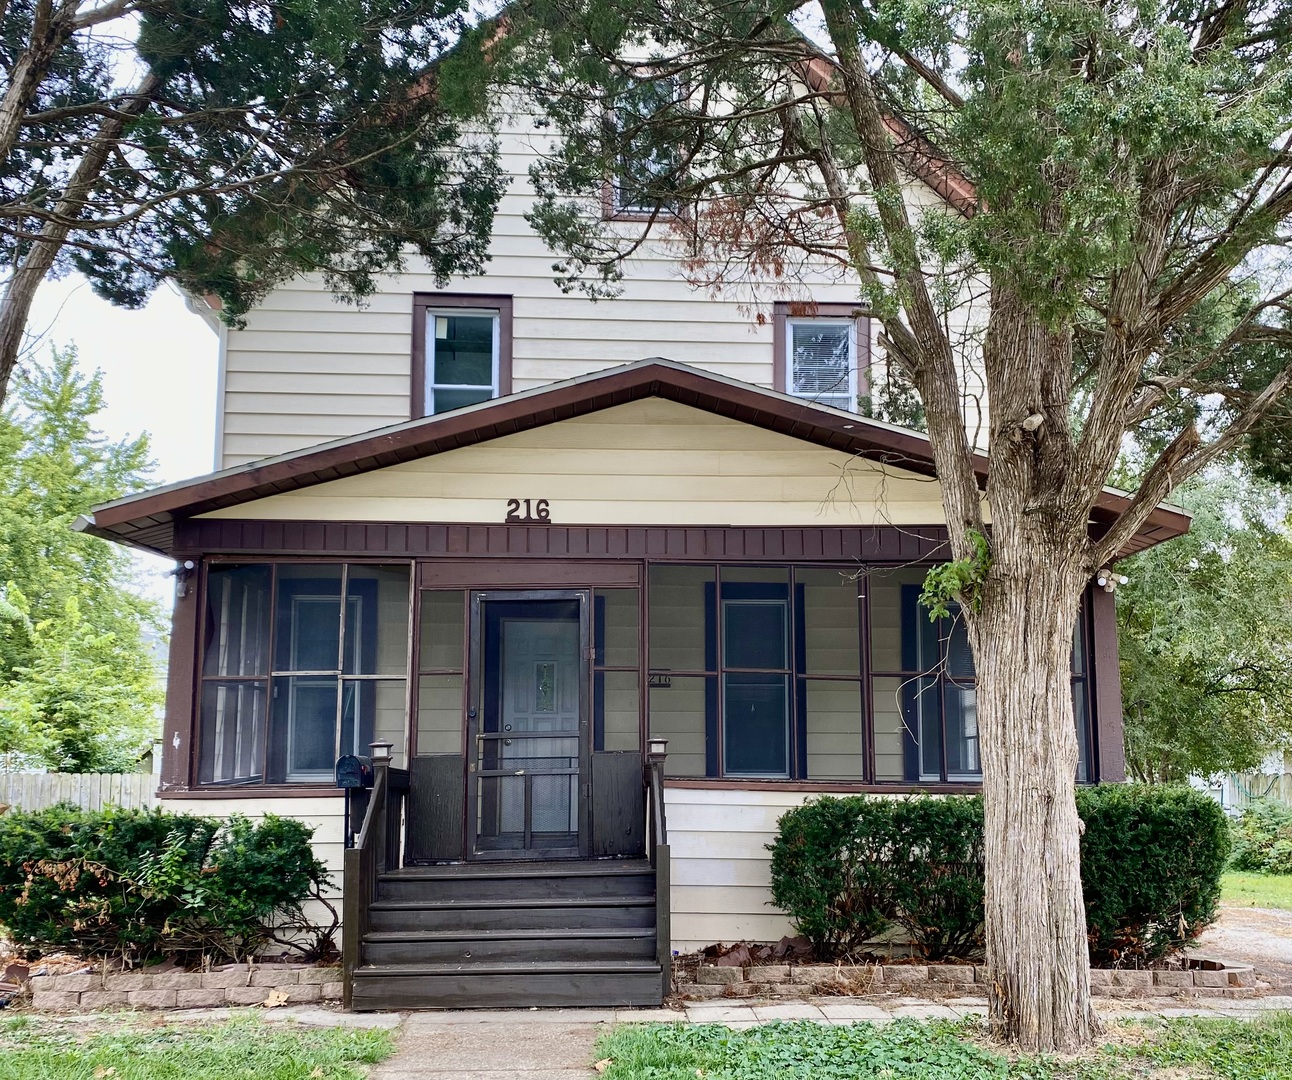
xmin=216 ymin=128 xmax=873 ymax=467
xmin=202 ymin=399 xmax=956 ymax=528
xmin=665 ymin=786 xmax=816 ymax=949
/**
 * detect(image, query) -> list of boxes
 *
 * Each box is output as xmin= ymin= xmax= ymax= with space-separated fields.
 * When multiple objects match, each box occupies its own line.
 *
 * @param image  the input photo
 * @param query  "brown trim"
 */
xmin=664 ymin=777 xmax=984 ymax=794
xmin=160 ymin=579 xmax=200 ymax=793
xmin=772 ymin=301 xmax=871 ymax=404
xmin=419 ymin=560 xmax=641 ymax=589
xmin=85 ymin=361 xmax=1190 ymax=560
xmin=1090 ymin=586 xmax=1126 ymax=783
xmin=410 ymin=293 xmax=513 ymax=420
xmin=159 ymin=786 xmax=344 ymax=800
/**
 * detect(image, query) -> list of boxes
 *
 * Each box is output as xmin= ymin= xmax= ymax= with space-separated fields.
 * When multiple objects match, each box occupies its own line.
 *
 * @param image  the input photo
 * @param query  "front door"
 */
xmin=467 ymin=591 xmax=590 ymax=858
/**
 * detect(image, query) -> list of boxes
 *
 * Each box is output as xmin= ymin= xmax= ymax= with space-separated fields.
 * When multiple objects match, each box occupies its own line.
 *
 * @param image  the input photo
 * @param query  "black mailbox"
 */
xmin=335 ymin=754 xmax=373 ymax=789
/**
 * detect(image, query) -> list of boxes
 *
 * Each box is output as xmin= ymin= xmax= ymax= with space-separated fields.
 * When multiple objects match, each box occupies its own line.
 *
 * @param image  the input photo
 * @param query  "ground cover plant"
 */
xmin=593 ymin=1015 xmax=1292 ymax=1080
xmin=0 ymin=805 xmax=335 ymax=963
xmin=1222 ymin=873 xmax=1292 ymax=912
xmin=0 ymin=1014 xmax=394 ymax=1080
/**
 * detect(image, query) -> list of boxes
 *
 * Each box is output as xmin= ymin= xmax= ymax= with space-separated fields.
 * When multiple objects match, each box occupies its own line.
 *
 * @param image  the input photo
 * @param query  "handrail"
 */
xmin=646 ymin=751 xmax=671 ymax=1000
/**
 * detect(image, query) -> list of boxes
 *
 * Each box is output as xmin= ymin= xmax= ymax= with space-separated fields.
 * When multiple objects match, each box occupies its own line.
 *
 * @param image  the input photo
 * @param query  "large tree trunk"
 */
xmin=970 ymin=542 xmax=1098 ymax=1051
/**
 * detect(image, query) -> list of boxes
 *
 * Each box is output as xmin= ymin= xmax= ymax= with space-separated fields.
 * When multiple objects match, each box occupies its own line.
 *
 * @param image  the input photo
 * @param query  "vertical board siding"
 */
xmin=0 ymin=772 xmax=157 ymax=812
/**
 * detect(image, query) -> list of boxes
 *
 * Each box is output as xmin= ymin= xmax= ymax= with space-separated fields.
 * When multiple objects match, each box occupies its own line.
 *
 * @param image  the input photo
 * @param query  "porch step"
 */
xmin=362 ymin=927 xmax=657 ymax=965
xmin=378 ymin=860 xmax=654 ymax=902
xmin=350 ymin=959 xmax=664 ymax=1010
xmin=368 ymin=895 xmax=656 ymax=933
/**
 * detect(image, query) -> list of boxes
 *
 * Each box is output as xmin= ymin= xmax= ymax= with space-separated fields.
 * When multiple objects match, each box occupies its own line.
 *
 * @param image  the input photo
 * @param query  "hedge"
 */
xmin=0 ymin=804 xmax=335 ymax=963
xmin=769 ymin=785 xmax=1229 ymax=965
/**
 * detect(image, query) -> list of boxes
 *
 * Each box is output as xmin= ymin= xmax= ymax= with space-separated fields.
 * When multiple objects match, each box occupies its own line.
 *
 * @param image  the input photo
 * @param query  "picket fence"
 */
xmin=0 ymin=772 xmax=156 ymax=812
xmin=1222 ymin=770 xmax=1292 ymax=812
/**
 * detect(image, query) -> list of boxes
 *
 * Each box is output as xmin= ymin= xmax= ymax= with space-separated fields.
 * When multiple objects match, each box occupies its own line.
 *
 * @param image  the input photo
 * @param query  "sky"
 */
xmin=25 ymin=275 xmax=220 ymax=606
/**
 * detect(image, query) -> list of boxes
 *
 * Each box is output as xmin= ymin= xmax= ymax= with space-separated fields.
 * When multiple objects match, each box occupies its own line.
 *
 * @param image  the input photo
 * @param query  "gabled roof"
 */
xmin=79 ymin=359 xmax=1189 ymax=557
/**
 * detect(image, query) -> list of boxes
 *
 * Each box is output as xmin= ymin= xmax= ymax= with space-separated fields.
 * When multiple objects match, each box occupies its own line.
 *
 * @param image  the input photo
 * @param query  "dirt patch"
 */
xmin=1192 ymin=905 xmax=1292 ymax=986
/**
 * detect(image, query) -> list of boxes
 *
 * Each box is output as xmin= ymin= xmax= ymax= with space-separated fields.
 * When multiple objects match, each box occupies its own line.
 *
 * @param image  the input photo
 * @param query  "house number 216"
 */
xmin=505 ymin=498 xmax=551 ymax=524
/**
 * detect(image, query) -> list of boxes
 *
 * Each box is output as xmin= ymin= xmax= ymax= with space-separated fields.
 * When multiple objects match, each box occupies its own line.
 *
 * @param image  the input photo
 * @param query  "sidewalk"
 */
xmin=340 ymin=993 xmax=1292 ymax=1078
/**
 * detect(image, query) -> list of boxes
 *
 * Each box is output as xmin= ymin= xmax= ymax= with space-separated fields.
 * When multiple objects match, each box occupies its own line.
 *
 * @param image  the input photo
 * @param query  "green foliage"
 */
xmin=1117 ymin=469 xmax=1292 ymax=782
xmin=1229 ymin=800 xmax=1292 ymax=876
xmin=1223 ymin=871 xmax=1292 ymax=911
xmin=0 ymin=1016 xmax=394 ymax=1080
xmin=920 ymin=530 xmax=991 ymax=620
xmin=0 ymin=804 xmax=335 ymax=963
xmin=769 ymin=796 xmax=984 ymax=961
xmin=0 ymin=347 xmax=162 ymax=770
xmin=592 ymin=1013 xmax=1292 ymax=1080
xmin=1077 ymin=784 xmax=1231 ymax=965
xmin=771 ymin=787 xmax=1229 ymax=965
xmin=1 ymin=0 xmax=504 ymax=340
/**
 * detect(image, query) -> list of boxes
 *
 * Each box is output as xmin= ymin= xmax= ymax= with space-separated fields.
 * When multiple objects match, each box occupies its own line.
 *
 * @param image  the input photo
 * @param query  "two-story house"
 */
xmin=79 ymin=110 xmax=1190 ymax=1010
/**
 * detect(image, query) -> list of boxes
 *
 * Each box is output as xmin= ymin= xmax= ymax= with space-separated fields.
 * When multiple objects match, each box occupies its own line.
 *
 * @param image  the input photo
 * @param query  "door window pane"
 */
xmin=419 ymin=591 xmax=464 ymax=672
xmin=203 ymin=565 xmax=270 ymax=676
xmin=723 ymin=673 xmax=790 ymax=777
xmin=648 ymin=565 xmax=714 ymax=671
xmin=199 ymin=680 xmax=266 ymax=785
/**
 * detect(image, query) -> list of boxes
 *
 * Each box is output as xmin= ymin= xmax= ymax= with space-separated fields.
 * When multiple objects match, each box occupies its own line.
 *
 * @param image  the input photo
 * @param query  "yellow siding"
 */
xmin=200 ymin=398 xmax=956 ymax=527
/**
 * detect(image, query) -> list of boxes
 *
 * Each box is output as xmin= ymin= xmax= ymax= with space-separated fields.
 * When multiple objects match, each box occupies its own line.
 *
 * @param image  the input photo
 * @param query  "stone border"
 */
xmin=29 ymin=964 xmax=342 ymax=1011
xmin=684 ymin=960 xmax=1259 ymax=1001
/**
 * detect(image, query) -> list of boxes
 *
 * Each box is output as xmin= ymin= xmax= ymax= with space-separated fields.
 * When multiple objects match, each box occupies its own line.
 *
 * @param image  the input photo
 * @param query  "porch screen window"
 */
xmin=786 ymin=318 xmax=858 ymax=412
xmin=198 ymin=563 xmax=410 ymax=786
xmin=424 ymin=309 xmax=499 ymax=415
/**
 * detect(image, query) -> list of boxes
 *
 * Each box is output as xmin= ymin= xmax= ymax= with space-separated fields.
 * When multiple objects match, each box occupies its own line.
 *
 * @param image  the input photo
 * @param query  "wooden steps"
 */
xmin=351 ymin=858 xmax=663 ymax=1010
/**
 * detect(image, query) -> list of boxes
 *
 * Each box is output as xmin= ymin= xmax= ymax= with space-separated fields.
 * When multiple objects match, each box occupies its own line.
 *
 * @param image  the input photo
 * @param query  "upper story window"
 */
xmin=773 ymin=302 xmax=869 ymax=413
xmin=607 ymin=75 xmax=684 ymax=218
xmin=412 ymin=294 xmax=513 ymax=418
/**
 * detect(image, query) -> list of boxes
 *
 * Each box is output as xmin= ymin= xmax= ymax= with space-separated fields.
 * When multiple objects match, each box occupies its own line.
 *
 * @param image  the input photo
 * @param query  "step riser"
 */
xmin=368 ymin=904 xmax=656 ymax=933
xmin=377 ymin=873 xmax=655 ymax=903
xmin=351 ymin=972 xmax=664 ymax=1010
xmin=363 ymin=935 xmax=657 ymax=965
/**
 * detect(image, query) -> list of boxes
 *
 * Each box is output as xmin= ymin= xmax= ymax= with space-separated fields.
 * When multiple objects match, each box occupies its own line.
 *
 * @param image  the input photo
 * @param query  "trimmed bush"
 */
xmin=769 ymin=785 xmax=1229 ymax=966
xmin=1229 ymin=799 xmax=1292 ymax=875
xmin=1078 ymin=784 xmax=1230 ymax=964
xmin=0 ymin=803 xmax=335 ymax=963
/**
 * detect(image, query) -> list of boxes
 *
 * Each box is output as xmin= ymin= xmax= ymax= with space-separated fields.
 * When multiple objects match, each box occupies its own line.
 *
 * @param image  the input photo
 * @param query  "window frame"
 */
xmin=772 ymin=301 xmax=871 ymax=413
xmin=194 ymin=558 xmax=414 ymax=790
xmin=411 ymin=294 xmax=513 ymax=419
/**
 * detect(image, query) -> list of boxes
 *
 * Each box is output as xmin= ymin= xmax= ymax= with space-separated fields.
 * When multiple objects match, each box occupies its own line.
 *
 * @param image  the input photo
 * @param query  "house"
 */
xmin=78 ymin=108 xmax=1191 ymax=1010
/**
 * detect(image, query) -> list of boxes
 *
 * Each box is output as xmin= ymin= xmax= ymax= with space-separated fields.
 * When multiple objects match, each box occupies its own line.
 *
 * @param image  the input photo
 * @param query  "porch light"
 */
xmin=369 ymin=740 xmax=393 ymax=763
xmin=646 ymin=737 xmax=669 ymax=764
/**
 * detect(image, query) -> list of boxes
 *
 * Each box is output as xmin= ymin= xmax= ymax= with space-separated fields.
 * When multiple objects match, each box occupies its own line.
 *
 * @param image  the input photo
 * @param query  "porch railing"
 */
xmin=646 ymin=743 xmax=671 ymax=1000
xmin=342 ymin=744 xmax=408 ymax=1008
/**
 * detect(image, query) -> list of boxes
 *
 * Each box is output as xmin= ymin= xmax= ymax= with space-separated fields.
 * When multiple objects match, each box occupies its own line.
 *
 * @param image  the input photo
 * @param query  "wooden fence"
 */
xmin=1221 ymin=771 xmax=1292 ymax=812
xmin=0 ymin=772 xmax=156 ymax=812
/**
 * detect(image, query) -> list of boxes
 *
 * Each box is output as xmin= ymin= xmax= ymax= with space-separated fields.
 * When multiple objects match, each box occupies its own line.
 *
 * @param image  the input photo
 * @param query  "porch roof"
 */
xmin=78 ymin=358 xmax=1190 ymax=557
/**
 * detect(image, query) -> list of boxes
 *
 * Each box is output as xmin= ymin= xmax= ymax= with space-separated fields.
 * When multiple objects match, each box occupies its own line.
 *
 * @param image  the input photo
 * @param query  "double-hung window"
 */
xmin=774 ymin=302 xmax=868 ymax=413
xmin=608 ymin=75 xmax=683 ymax=217
xmin=412 ymin=295 xmax=512 ymax=418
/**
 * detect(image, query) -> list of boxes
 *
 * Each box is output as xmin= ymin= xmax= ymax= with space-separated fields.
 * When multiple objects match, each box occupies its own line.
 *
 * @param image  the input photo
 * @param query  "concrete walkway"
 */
xmin=329 ymin=994 xmax=1292 ymax=1078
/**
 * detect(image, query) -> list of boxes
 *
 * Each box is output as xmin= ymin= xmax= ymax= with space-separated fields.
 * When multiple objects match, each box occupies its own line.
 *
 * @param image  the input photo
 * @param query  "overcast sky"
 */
xmin=26 ymin=274 xmax=220 ymax=605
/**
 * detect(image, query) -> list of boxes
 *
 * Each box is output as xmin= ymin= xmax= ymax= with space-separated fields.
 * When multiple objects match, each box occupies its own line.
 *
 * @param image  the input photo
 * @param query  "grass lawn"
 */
xmin=594 ymin=1014 xmax=1292 ymax=1079
xmin=1222 ymin=872 xmax=1292 ymax=911
xmin=0 ymin=1014 xmax=394 ymax=1080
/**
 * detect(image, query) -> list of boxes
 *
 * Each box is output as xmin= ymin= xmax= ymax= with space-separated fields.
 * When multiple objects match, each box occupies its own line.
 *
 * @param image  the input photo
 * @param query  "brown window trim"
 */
xmin=160 ymin=786 xmax=344 ymax=801
xmin=772 ymin=300 xmax=872 ymax=407
xmin=411 ymin=293 xmax=513 ymax=420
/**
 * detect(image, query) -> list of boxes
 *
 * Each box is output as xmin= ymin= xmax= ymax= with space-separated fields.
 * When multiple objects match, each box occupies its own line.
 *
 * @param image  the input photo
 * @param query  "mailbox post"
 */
xmin=336 ymin=754 xmax=374 ymax=848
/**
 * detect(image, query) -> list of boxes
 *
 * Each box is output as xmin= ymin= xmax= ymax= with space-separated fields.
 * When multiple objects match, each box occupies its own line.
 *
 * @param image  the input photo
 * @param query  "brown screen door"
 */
xmin=467 ymin=590 xmax=591 ymax=859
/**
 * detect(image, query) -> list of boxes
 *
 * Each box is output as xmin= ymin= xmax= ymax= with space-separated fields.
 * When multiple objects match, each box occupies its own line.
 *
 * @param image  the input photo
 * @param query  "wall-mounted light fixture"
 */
xmin=1095 ymin=569 xmax=1129 ymax=593
xmin=167 ymin=559 xmax=196 ymax=597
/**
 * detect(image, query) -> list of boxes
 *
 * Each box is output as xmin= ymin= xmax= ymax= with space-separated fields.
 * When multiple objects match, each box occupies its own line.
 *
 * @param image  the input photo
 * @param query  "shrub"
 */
xmin=769 ymin=785 xmax=1230 ymax=966
xmin=0 ymin=804 xmax=335 ymax=963
xmin=768 ymin=796 xmax=898 ymax=957
xmin=889 ymin=797 xmax=985 ymax=960
xmin=1077 ymin=784 xmax=1230 ymax=965
xmin=1229 ymin=799 xmax=1292 ymax=875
